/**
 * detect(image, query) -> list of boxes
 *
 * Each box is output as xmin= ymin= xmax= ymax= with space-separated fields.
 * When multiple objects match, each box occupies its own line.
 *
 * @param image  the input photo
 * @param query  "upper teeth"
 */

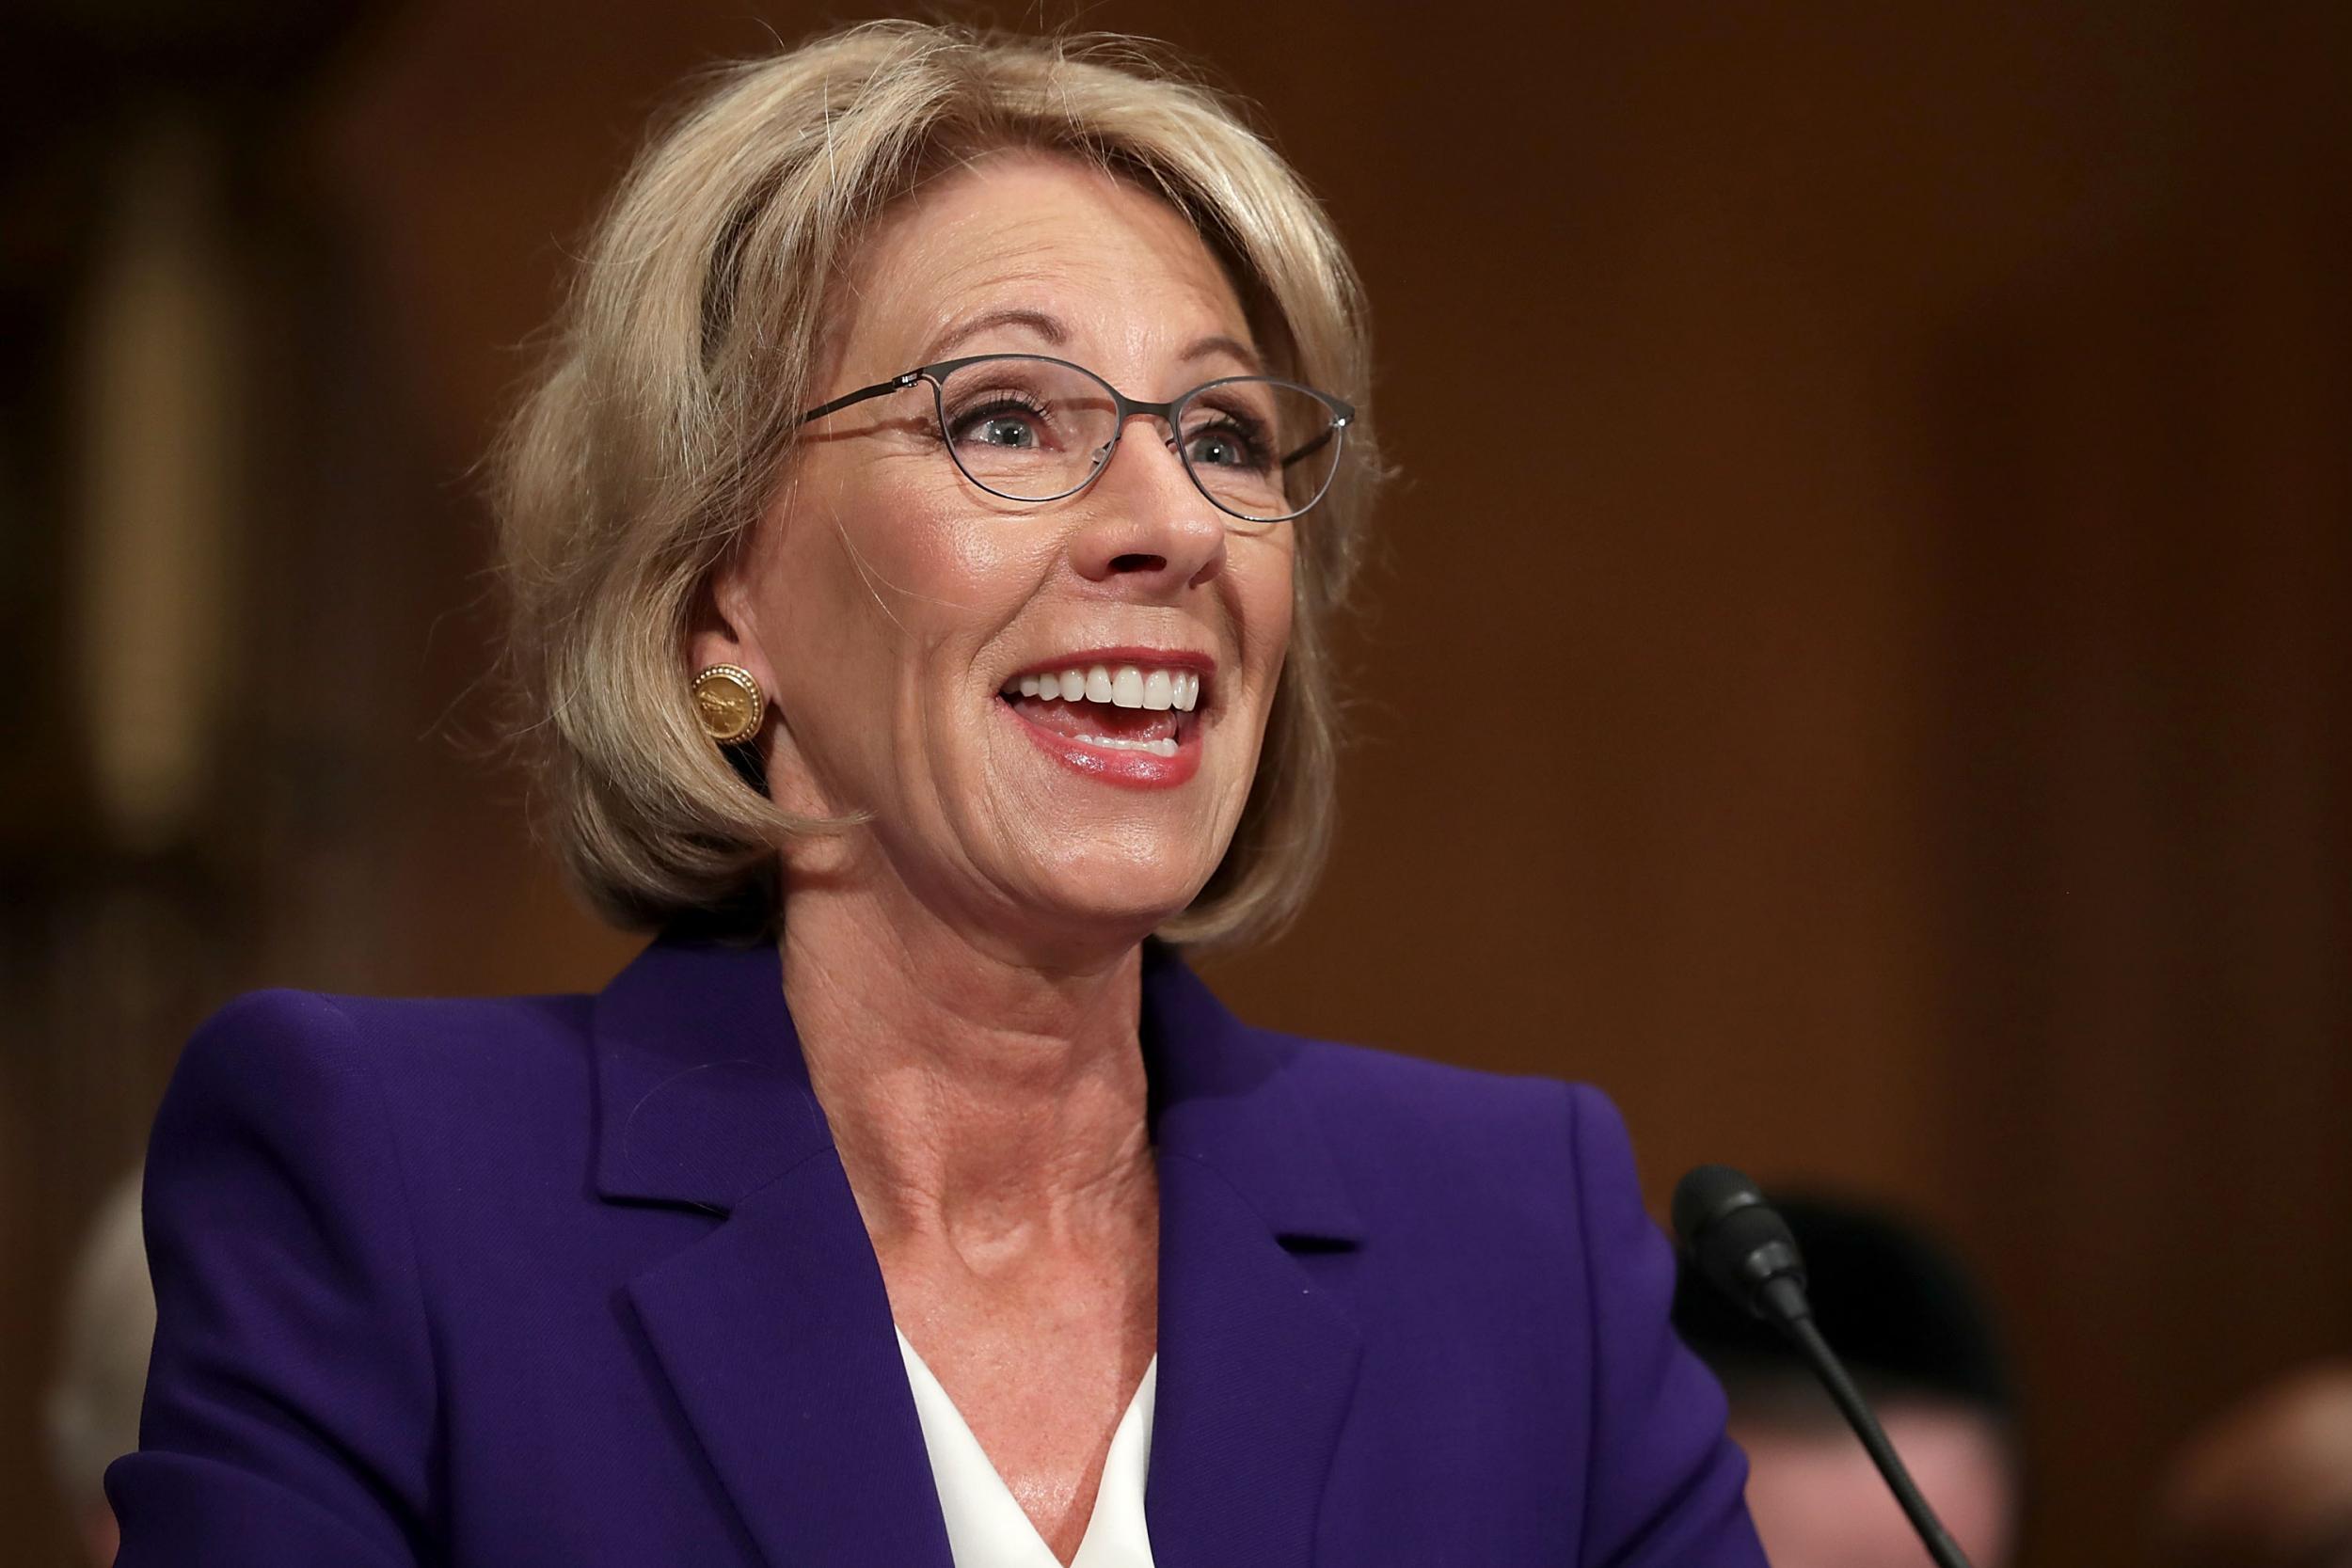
xmin=1006 ymin=662 xmax=1201 ymax=712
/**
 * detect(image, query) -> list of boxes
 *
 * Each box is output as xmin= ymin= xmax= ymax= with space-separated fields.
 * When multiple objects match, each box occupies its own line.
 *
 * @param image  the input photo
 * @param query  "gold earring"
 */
xmin=691 ymin=664 xmax=765 ymax=744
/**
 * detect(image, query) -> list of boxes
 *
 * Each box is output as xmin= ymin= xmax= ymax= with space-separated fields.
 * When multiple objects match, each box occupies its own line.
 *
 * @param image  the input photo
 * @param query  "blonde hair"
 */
xmin=496 ymin=21 xmax=1380 ymax=948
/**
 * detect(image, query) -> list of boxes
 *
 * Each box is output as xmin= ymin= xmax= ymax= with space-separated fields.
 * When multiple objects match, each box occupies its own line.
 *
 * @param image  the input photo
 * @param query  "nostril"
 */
xmin=1109 ymin=553 xmax=1168 ymax=573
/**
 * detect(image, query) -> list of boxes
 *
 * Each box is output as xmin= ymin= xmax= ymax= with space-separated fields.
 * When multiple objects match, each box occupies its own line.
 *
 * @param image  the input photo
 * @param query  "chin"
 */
xmin=1003 ymin=851 xmax=1213 ymax=952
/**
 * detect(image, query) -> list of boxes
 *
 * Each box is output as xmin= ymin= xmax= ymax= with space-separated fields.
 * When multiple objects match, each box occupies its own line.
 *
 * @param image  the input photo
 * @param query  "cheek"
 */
xmin=1238 ymin=533 xmax=1300 ymax=677
xmin=756 ymin=467 xmax=1049 ymax=752
xmin=762 ymin=469 xmax=969 ymax=640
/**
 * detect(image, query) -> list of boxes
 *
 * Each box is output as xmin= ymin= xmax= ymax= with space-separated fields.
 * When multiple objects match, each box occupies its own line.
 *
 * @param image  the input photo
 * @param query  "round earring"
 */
xmin=690 ymin=664 xmax=765 ymax=745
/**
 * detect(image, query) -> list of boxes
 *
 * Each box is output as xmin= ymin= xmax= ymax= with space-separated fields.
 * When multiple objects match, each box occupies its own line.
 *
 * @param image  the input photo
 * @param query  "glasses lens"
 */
xmin=935 ymin=357 xmax=1119 ymax=502
xmin=1176 ymin=378 xmax=1346 ymax=522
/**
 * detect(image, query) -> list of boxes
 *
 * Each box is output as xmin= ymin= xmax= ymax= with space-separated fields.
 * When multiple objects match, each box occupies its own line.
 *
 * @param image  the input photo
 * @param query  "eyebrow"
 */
xmin=919 ymin=308 xmax=1262 ymax=374
xmin=923 ymin=308 xmax=1066 ymax=361
xmin=1178 ymin=333 xmax=1263 ymax=373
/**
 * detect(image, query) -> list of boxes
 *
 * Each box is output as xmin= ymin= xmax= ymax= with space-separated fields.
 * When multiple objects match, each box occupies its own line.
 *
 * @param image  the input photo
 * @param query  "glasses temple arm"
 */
xmin=1279 ymin=426 xmax=1339 ymax=469
xmin=799 ymin=371 xmax=922 ymax=425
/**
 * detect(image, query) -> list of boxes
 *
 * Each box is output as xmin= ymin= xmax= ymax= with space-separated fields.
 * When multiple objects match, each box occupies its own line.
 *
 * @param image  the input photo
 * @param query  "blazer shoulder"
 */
xmin=1268 ymin=1027 xmax=1599 ymax=1153
xmin=1253 ymin=1028 xmax=1640 ymax=1235
xmin=167 ymin=985 xmax=598 ymax=1151
xmin=181 ymin=983 xmax=593 ymax=1068
xmin=198 ymin=983 xmax=591 ymax=1047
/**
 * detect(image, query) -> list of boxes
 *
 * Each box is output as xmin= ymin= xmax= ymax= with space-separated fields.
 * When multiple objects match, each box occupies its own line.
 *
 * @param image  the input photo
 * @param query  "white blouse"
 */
xmin=895 ymin=1328 xmax=1159 ymax=1568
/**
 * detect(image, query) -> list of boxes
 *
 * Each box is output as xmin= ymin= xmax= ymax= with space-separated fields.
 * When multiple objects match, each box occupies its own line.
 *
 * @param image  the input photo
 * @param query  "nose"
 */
xmin=1063 ymin=416 xmax=1229 ymax=593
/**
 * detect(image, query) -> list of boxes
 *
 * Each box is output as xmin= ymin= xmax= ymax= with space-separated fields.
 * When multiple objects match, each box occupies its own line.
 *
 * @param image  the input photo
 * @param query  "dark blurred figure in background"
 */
xmin=1674 ymin=1194 xmax=2022 ymax=1568
xmin=2159 ymin=1360 xmax=2352 ymax=1568
xmin=43 ymin=1171 xmax=154 ymax=1567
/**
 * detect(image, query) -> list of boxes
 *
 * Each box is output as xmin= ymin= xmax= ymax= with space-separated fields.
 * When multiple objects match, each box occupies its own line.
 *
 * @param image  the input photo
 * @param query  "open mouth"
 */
xmin=997 ymin=659 xmax=1205 ymax=761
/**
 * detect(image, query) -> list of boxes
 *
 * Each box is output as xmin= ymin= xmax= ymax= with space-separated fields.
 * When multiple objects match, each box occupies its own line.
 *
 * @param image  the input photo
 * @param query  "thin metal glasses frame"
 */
xmin=797 ymin=352 xmax=1355 ymax=523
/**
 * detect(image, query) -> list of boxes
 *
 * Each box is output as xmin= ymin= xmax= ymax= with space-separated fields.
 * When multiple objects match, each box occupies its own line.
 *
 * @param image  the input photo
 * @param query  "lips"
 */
xmin=996 ymin=654 xmax=1211 ymax=787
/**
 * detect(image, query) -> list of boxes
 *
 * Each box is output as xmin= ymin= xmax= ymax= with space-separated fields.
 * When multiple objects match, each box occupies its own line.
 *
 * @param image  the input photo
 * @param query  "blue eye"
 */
xmin=975 ymin=414 xmax=1038 ymax=448
xmin=1187 ymin=431 xmax=1240 ymax=466
xmin=1183 ymin=419 xmax=1271 ymax=471
xmin=946 ymin=394 xmax=1062 ymax=454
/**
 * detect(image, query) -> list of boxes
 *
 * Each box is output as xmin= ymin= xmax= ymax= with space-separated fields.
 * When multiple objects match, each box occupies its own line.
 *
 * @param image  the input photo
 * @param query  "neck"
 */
xmin=778 ymin=875 xmax=1156 ymax=1251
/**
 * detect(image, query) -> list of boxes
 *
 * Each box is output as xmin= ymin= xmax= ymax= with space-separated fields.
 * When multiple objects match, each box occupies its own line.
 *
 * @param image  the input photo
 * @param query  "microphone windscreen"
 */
xmin=1672 ymin=1164 xmax=1807 ymax=1317
xmin=1671 ymin=1164 xmax=1761 ymax=1251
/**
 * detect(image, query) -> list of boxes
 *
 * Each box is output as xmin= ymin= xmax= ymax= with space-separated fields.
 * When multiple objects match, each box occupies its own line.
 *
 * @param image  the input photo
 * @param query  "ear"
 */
xmin=689 ymin=546 xmax=774 ymax=694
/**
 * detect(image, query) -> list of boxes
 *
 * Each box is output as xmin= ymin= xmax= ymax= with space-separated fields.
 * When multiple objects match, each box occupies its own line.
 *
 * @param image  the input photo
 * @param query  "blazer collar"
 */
xmin=1136 ymin=941 xmax=1364 ymax=1244
xmin=591 ymin=932 xmax=1364 ymax=1244
xmin=591 ymin=932 xmax=832 ymax=1211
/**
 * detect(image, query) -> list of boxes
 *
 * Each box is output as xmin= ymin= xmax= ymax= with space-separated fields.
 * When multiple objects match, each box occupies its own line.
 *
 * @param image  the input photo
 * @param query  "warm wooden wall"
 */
xmin=3 ymin=3 xmax=2345 ymax=1563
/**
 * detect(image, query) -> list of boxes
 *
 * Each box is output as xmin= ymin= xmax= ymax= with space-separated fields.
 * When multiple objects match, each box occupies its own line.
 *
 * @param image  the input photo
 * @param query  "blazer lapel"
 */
xmin=1140 ymin=945 xmax=1367 ymax=1568
xmin=595 ymin=937 xmax=952 ymax=1568
xmin=627 ymin=1157 xmax=952 ymax=1567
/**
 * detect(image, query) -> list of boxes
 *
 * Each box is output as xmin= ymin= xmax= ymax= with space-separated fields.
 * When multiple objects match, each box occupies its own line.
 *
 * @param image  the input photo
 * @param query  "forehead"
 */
xmin=834 ymin=150 xmax=1257 ymax=373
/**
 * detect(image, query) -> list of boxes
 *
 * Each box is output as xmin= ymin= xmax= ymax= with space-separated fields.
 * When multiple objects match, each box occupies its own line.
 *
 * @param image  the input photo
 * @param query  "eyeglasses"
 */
xmin=798 ymin=353 xmax=1354 ymax=524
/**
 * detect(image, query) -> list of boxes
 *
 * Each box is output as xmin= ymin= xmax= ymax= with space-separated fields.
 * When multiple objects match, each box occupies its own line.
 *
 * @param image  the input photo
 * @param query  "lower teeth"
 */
xmin=1077 ymin=735 xmax=1179 ymax=757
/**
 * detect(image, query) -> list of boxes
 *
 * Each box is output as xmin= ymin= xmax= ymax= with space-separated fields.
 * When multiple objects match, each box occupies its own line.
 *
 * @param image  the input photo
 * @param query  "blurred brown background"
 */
xmin=3 ymin=0 xmax=2346 ymax=1562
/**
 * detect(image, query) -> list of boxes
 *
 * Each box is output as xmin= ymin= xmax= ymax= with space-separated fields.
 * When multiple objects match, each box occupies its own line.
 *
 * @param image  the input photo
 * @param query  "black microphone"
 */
xmin=1672 ymin=1164 xmax=1978 ymax=1568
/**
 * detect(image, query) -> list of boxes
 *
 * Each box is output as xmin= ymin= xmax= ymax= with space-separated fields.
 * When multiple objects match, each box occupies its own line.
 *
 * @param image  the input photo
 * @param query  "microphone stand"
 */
xmin=1769 ymin=1296 xmax=1974 ymax=1568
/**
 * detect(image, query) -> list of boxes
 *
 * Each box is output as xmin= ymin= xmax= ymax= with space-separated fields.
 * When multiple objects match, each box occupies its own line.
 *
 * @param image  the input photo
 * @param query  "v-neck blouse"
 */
xmin=895 ymin=1329 xmax=1159 ymax=1568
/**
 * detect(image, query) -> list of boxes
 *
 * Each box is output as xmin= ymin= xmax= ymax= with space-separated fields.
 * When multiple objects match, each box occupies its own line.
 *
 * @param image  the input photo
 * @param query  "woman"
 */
xmin=110 ymin=23 xmax=1767 ymax=1568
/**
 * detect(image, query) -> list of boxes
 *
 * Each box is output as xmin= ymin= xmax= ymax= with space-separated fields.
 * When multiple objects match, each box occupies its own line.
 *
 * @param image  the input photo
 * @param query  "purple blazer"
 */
xmin=110 ymin=934 xmax=1766 ymax=1567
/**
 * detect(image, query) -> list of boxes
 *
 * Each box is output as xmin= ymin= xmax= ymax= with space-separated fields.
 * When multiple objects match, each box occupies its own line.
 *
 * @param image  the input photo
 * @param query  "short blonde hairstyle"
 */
xmin=497 ymin=20 xmax=1380 ymax=948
